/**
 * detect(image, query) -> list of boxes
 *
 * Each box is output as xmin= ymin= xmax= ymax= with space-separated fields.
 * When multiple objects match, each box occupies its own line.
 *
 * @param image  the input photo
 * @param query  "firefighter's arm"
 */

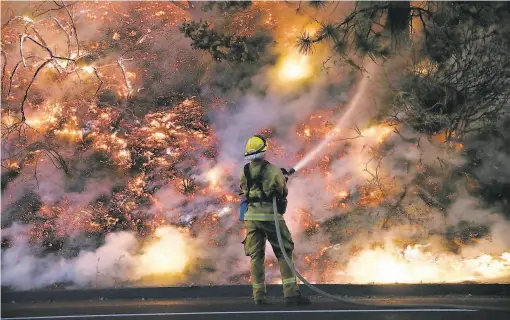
xmin=239 ymin=168 xmax=247 ymax=195
xmin=265 ymin=165 xmax=287 ymax=197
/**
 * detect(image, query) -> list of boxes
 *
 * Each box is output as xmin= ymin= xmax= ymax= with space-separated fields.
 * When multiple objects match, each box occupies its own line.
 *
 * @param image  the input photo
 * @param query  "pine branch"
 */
xmin=309 ymin=1 xmax=327 ymax=11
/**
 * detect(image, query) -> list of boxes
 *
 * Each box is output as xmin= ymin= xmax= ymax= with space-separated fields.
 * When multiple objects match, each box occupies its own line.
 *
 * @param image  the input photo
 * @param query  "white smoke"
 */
xmin=1 ymin=223 xmax=203 ymax=290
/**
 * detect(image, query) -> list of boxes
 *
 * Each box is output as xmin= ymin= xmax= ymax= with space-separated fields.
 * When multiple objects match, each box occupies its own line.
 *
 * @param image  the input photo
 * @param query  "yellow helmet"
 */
xmin=245 ymin=135 xmax=268 ymax=157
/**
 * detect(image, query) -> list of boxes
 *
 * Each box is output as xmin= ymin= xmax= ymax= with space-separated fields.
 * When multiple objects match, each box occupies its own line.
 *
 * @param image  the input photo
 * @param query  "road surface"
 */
xmin=3 ymin=296 xmax=510 ymax=320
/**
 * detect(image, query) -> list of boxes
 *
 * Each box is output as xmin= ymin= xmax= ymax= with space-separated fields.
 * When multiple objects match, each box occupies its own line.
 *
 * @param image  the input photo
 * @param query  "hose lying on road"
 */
xmin=272 ymin=197 xmax=507 ymax=312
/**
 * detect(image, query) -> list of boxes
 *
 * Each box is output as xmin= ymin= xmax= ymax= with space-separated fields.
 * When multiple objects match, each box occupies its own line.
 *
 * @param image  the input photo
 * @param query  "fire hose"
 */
xmin=272 ymin=196 xmax=507 ymax=311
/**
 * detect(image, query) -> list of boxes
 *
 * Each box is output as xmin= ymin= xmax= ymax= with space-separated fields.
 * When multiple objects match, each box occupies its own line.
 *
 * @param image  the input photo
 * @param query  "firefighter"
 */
xmin=240 ymin=135 xmax=311 ymax=306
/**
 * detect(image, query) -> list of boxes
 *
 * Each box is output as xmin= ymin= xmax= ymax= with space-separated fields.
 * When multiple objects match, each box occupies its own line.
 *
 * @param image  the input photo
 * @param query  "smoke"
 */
xmin=1 ymin=223 xmax=203 ymax=290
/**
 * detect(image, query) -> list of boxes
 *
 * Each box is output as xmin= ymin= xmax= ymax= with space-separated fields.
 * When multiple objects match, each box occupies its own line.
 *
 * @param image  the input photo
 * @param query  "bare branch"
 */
xmin=52 ymin=17 xmax=72 ymax=60
xmin=34 ymin=152 xmax=41 ymax=189
xmin=296 ymin=1 xmax=302 ymax=13
xmin=117 ymin=58 xmax=133 ymax=95
xmin=93 ymin=67 xmax=104 ymax=96
xmin=32 ymin=1 xmax=77 ymax=18
xmin=20 ymin=34 xmax=75 ymax=63
xmin=333 ymin=132 xmax=363 ymax=143
xmin=1 ymin=7 xmax=15 ymax=30
xmin=329 ymin=1 xmax=340 ymax=16
xmin=2 ymin=15 xmax=33 ymax=31
xmin=353 ymin=125 xmax=362 ymax=136
xmin=20 ymin=34 xmax=28 ymax=67
xmin=8 ymin=56 xmax=45 ymax=97
xmin=393 ymin=127 xmax=418 ymax=143
xmin=1 ymin=50 xmax=7 ymax=95
xmin=60 ymin=1 xmax=80 ymax=56
xmin=20 ymin=59 xmax=52 ymax=122
xmin=26 ymin=142 xmax=70 ymax=175
xmin=30 ymin=25 xmax=49 ymax=48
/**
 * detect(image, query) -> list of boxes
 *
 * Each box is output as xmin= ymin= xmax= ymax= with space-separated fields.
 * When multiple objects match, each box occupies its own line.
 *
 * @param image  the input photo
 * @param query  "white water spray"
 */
xmin=292 ymin=64 xmax=375 ymax=172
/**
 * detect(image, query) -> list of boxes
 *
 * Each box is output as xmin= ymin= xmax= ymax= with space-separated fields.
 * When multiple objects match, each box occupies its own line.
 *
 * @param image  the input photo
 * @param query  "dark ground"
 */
xmin=2 ymin=285 xmax=510 ymax=320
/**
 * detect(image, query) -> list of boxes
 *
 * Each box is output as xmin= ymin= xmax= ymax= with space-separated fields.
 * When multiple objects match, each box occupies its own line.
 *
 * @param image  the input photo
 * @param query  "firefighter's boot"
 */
xmin=284 ymin=295 xmax=312 ymax=306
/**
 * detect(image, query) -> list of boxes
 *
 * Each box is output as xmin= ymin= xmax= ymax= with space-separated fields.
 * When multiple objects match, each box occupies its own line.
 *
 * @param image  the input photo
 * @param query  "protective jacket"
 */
xmin=239 ymin=159 xmax=287 ymax=221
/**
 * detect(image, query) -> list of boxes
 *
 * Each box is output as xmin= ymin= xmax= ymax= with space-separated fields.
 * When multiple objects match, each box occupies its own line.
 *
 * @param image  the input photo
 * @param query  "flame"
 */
xmin=137 ymin=227 xmax=190 ymax=276
xmin=1 ymin=112 xmax=18 ymax=126
xmin=55 ymin=127 xmax=83 ymax=141
xmin=337 ymin=190 xmax=349 ymax=200
xmin=25 ymin=103 xmax=63 ymax=129
xmin=206 ymin=167 xmax=222 ymax=191
xmin=81 ymin=66 xmax=95 ymax=74
xmin=4 ymin=160 xmax=20 ymax=170
xmin=342 ymin=244 xmax=510 ymax=284
xmin=362 ymin=125 xmax=394 ymax=143
xmin=22 ymin=16 xmax=34 ymax=23
xmin=278 ymin=53 xmax=311 ymax=81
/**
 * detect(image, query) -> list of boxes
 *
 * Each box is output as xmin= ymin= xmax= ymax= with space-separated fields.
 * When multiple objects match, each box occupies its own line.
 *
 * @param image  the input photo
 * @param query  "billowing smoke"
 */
xmin=2 ymin=223 xmax=199 ymax=290
xmin=2 ymin=1 xmax=509 ymax=290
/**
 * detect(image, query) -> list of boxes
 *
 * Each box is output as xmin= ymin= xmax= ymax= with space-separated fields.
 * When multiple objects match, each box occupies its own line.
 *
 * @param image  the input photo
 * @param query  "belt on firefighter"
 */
xmin=247 ymin=196 xmax=272 ymax=204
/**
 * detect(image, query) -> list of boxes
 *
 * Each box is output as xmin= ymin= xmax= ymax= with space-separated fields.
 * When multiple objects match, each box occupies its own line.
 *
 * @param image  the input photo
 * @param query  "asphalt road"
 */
xmin=3 ymin=296 xmax=510 ymax=320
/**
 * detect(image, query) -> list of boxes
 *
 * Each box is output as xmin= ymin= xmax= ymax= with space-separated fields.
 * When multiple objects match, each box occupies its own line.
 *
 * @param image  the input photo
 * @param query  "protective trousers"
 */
xmin=243 ymin=220 xmax=300 ymax=300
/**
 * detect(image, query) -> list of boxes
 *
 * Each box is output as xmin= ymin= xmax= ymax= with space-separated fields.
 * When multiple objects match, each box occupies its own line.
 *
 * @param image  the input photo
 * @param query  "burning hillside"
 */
xmin=1 ymin=1 xmax=510 ymax=290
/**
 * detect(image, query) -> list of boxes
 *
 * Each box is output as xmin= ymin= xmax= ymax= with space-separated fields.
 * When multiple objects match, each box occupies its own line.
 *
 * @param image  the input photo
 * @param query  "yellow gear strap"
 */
xmin=282 ymin=277 xmax=297 ymax=285
xmin=252 ymin=282 xmax=266 ymax=289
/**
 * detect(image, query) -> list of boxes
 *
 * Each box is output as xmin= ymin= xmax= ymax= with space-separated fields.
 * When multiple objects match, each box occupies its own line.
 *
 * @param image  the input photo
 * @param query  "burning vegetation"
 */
xmin=1 ymin=1 xmax=510 ymax=290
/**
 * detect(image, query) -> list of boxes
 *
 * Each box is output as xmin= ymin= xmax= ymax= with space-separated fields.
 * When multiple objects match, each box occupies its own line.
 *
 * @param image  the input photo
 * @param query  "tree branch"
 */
xmin=7 ymin=56 xmax=47 ymax=99
xmin=1 ymin=50 xmax=7 ymax=96
xmin=20 ymin=34 xmax=75 ymax=65
xmin=92 ymin=67 xmax=104 ymax=96
xmin=117 ymin=58 xmax=133 ymax=95
xmin=60 ymin=1 xmax=79 ymax=56
xmin=32 ymin=1 xmax=77 ymax=18
xmin=20 ymin=59 xmax=52 ymax=122
xmin=52 ymin=17 xmax=72 ymax=60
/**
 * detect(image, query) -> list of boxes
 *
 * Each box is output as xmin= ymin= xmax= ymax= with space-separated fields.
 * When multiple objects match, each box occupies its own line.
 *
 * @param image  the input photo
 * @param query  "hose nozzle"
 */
xmin=281 ymin=168 xmax=296 ymax=178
